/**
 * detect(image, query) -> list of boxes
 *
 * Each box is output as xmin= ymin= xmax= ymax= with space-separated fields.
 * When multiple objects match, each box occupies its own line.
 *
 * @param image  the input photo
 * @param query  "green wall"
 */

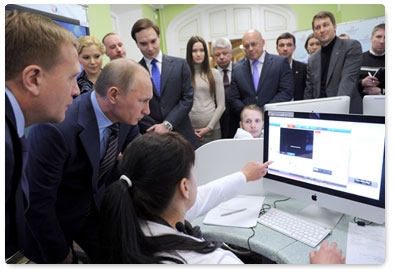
xmin=288 ymin=4 xmax=385 ymax=31
xmin=87 ymin=4 xmax=385 ymax=55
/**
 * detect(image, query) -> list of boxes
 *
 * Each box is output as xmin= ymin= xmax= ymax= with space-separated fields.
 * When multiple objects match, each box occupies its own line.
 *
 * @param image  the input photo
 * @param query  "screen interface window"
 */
xmin=267 ymin=114 xmax=385 ymax=201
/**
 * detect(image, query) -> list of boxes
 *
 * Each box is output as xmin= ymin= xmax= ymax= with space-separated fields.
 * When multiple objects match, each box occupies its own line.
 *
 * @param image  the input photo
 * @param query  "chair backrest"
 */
xmin=363 ymin=95 xmax=385 ymax=116
xmin=193 ymin=138 xmax=266 ymax=196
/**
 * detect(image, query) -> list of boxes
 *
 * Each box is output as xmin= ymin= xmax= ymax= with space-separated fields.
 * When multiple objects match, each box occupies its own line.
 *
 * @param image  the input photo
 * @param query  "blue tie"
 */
xmin=252 ymin=60 xmax=260 ymax=92
xmin=151 ymin=59 xmax=161 ymax=96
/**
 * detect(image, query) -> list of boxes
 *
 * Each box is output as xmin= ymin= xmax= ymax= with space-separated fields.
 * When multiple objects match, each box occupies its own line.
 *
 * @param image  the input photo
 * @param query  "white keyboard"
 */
xmin=257 ymin=208 xmax=331 ymax=247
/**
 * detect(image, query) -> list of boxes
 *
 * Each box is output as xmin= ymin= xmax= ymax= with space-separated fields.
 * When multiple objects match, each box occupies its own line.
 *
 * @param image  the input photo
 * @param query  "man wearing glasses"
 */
xmin=228 ymin=29 xmax=294 ymax=120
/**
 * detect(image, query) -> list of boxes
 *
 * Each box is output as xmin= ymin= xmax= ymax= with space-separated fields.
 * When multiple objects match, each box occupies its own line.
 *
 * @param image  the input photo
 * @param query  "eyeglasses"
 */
xmin=243 ymin=40 xmax=262 ymax=49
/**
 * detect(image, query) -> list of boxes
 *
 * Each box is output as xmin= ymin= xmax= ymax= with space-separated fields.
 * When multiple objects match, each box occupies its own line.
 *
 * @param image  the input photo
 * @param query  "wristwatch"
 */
xmin=163 ymin=120 xmax=173 ymax=131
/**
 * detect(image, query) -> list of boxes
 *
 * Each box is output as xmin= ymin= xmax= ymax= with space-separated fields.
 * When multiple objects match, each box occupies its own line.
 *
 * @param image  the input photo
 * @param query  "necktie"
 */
xmin=151 ymin=59 xmax=161 ymax=96
xmin=252 ymin=60 xmax=260 ymax=92
xmin=99 ymin=123 xmax=119 ymax=182
xmin=223 ymin=69 xmax=230 ymax=96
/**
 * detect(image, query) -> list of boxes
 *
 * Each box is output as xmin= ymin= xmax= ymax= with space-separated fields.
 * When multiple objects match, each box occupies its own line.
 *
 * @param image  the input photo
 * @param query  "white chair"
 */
xmin=363 ymin=95 xmax=385 ymax=116
xmin=193 ymin=138 xmax=267 ymax=196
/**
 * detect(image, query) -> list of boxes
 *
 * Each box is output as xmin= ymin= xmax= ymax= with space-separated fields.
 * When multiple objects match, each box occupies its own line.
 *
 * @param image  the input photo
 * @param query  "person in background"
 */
xmin=358 ymin=23 xmax=385 ymax=96
xmin=186 ymin=36 xmax=225 ymax=146
xmin=228 ymin=29 xmax=294 ymax=122
xmin=102 ymin=32 xmax=127 ymax=60
xmin=211 ymin=37 xmax=240 ymax=138
xmin=131 ymin=18 xmax=199 ymax=149
xmin=304 ymin=33 xmax=321 ymax=56
xmin=77 ymin=35 xmax=105 ymax=95
xmin=234 ymin=104 xmax=264 ymax=139
xmin=276 ymin=32 xmax=307 ymax=100
xmin=97 ymin=131 xmax=345 ymax=264
xmin=304 ymin=11 xmax=363 ymax=114
xmin=5 ymin=9 xmax=81 ymax=262
xmin=338 ymin=33 xmax=350 ymax=39
xmin=22 ymin=59 xmax=152 ymax=263
xmin=300 ymin=33 xmax=322 ymax=64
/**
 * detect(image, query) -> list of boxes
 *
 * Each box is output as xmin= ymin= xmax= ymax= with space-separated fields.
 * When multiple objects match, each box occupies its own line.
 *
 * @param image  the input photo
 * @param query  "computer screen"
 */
xmin=263 ymin=110 xmax=385 ymax=224
xmin=264 ymin=96 xmax=350 ymax=114
xmin=5 ymin=4 xmax=89 ymax=38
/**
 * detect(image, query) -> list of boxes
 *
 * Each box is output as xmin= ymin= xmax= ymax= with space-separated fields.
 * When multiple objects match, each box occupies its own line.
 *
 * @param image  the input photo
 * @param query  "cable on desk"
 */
xmin=246 ymin=227 xmax=255 ymax=251
xmin=259 ymin=203 xmax=271 ymax=217
xmin=273 ymin=197 xmax=290 ymax=208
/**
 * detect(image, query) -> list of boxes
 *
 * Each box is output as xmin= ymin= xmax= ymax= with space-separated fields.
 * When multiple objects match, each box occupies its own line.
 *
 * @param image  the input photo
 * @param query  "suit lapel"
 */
xmin=76 ymin=95 xmax=100 ymax=188
xmin=327 ymin=39 xmax=342 ymax=85
xmin=160 ymin=55 xmax=174 ymax=96
xmin=258 ymin=53 xmax=273 ymax=92
xmin=242 ymin=60 xmax=255 ymax=93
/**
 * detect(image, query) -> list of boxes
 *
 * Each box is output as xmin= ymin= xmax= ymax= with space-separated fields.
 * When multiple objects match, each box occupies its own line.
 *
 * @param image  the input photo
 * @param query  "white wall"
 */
xmin=109 ymin=4 xmax=144 ymax=62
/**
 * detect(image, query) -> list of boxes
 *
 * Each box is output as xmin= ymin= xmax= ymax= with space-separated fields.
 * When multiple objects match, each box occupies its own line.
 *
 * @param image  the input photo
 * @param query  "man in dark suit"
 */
xmin=131 ymin=18 xmax=199 ymax=149
xmin=276 ymin=32 xmax=307 ymax=101
xmin=211 ymin=37 xmax=240 ymax=138
xmin=5 ymin=9 xmax=81 ymax=262
xmin=23 ymin=59 xmax=152 ymax=263
xmin=228 ymin=29 xmax=294 ymax=118
xmin=304 ymin=11 xmax=363 ymax=114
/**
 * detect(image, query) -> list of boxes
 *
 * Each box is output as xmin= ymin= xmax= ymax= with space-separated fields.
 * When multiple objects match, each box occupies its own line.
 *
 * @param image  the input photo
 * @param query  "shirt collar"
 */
xmin=90 ymin=91 xmax=113 ymax=130
xmin=5 ymin=87 xmax=25 ymax=137
xmin=250 ymin=51 xmax=266 ymax=65
xmin=369 ymin=48 xmax=385 ymax=56
xmin=144 ymin=51 xmax=163 ymax=66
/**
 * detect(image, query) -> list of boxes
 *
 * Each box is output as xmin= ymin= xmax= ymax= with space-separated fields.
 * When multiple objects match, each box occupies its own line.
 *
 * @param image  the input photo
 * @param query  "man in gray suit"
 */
xmin=304 ymin=11 xmax=363 ymax=114
xmin=228 ymin=29 xmax=294 ymax=119
xmin=131 ymin=18 xmax=199 ymax=149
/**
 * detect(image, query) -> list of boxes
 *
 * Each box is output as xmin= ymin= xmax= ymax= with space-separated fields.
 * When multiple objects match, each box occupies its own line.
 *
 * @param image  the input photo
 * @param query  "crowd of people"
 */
xmin=5 ymin=7 xmax=384 ymax=264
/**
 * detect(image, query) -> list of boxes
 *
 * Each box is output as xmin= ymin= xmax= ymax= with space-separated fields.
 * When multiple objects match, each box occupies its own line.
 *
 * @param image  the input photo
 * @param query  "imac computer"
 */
xmin=263 ymin=110 xmax=385 ymax=226
xmin=363 ymin=95 xmax=385 ymax=116
xmin=264 ymin=96 xmax=350 ymax=114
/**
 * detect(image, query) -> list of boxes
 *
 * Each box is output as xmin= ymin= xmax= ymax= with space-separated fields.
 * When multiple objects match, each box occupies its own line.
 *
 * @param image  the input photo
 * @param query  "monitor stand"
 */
xmin=295 ymin=204 xmax=343 ymax=229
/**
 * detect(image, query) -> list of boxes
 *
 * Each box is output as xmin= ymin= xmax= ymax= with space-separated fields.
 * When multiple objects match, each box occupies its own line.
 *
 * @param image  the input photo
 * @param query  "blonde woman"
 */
xmin=77 ymin=35 xmax=105 ymax=95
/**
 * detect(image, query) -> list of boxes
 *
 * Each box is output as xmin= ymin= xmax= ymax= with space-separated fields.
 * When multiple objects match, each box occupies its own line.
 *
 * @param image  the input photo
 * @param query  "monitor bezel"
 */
xmin=263 ymin=110 xmax=385 ymax=211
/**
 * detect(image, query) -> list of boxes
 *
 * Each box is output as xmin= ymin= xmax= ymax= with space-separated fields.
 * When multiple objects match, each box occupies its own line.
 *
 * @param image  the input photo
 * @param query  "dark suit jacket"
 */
xmin=228 ymin=52 xmax=294 ymax=115
xmin=5 ymin=95 xmax=26 ymax=259
xmin=292 ymin=59 xmax=307 ymax=101
xmin=23 ymin=92 xmax=140 ymax=263
xmin=139 ymin=55 xmax=199 ymax=149
xmin=304 ymin=37 xmax=363 ymax=113
xmin=215 ymin=63 xmax=240 ymax=138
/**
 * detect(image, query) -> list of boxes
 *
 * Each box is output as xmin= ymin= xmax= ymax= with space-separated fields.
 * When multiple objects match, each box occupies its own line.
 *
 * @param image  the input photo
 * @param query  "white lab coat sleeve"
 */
xmin=185 ymin=171 xmax=247 ymax=221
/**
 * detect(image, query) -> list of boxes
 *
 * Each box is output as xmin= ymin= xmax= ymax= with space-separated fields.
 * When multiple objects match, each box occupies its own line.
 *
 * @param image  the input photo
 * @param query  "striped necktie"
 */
xmin=98 ymin=123 xmax=119 ymax=182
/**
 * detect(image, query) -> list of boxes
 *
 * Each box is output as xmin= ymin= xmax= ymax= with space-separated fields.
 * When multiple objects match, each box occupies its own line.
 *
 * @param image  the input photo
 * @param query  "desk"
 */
xmin=192 ymin=194 xmax=381 ymax=264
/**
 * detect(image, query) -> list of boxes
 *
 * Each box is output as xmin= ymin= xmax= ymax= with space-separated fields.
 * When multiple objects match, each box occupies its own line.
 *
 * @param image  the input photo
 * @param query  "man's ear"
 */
xmin=178 ymin=177 xmax=190 ymax=199
xmin=108 ymin=87 xmax=120 ymax=104
xmin=22 ymin=65 xmax=42 ymax=96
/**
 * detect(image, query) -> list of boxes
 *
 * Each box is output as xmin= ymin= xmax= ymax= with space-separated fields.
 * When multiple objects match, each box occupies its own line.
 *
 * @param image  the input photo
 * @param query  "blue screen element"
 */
xmin=54 ymin=19 xmax=89 ymax=38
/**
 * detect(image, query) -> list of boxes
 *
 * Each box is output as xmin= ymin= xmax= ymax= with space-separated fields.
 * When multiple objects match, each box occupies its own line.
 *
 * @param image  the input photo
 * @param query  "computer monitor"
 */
xmin=264 ymin=96 xmax=350 ymax=114
xmin=363 ymin=95 xmax=385 ymax=116
xmin=263 ymin=110 xmax=385 ymax=225
xmin=5 ymin=4 xmax=90 ymax=38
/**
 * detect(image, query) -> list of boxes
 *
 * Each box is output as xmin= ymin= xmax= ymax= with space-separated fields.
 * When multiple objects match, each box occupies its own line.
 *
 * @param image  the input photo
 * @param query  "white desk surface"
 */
xmin=192 ymin=194 xmax=384 ymax=264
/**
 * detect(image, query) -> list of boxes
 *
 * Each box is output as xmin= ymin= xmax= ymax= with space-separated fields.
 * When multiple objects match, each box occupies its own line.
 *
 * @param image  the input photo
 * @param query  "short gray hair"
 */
xmin=211 ymin=37 xmax=232 ymax=52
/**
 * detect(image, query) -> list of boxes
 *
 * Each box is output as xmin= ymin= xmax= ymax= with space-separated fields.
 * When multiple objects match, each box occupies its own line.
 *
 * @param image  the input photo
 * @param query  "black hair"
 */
xmin=97 ymin=132 xmax=221 ymax=263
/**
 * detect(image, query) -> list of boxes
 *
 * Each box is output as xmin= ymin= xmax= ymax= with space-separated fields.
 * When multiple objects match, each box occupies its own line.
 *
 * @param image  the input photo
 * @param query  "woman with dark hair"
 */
xmin=98 ymin=131 xmax=345 ymax=264
xmin=186 ymin=36 xmax=225 ymax=145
